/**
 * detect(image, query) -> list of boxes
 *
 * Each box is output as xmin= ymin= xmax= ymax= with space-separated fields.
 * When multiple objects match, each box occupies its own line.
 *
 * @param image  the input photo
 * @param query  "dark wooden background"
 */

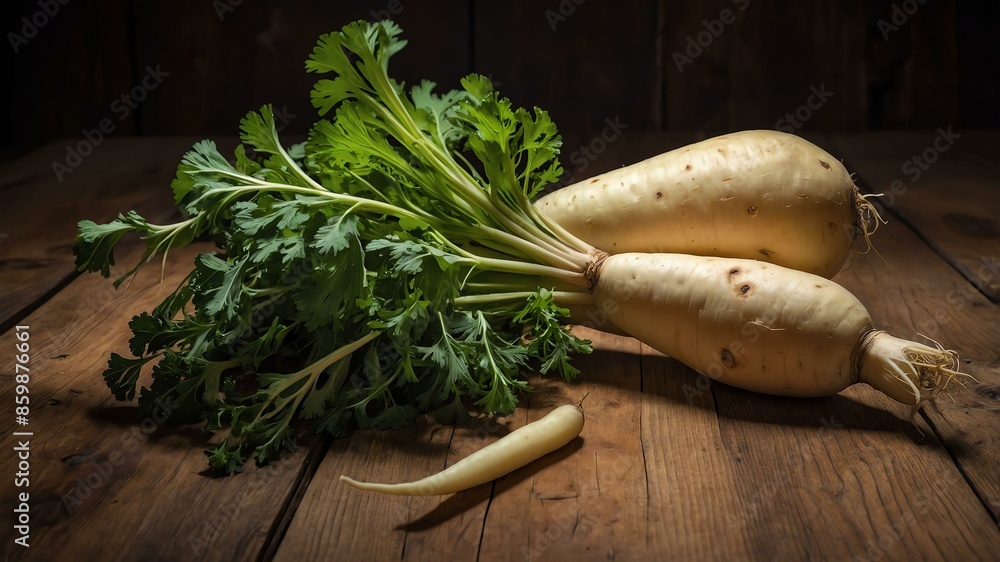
xmin=3 ymin=0 xmax=998 ymax=159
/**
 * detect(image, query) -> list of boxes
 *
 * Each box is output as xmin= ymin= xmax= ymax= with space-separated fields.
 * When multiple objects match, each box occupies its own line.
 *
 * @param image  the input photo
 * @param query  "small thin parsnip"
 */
xmin=340 ymin=403 xmax=585 ymax=495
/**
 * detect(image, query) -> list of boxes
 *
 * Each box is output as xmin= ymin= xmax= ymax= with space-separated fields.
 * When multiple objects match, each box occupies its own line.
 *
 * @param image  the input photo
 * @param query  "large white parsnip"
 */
xmin=537 ymin=131 xmax=876 ymax=279
xmin=591 ymin=253 xmax=962 ymax=408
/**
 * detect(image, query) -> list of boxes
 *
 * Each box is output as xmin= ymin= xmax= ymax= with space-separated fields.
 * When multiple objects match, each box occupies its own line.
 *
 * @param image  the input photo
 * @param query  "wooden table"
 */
xmin=1 ymin=132 xmax=998 ymax=561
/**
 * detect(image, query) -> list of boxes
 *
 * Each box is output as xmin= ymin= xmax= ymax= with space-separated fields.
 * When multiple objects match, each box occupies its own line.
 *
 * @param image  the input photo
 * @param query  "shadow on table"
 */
xmin=394 ymin=436 xmax=584 ymax=532
xmin=362 ymin=377 xmax=583 ymax=457
xmin=573 ymin=342 xmax=967 ymax=457
xmin=85 ymin=405 xmax=215 ymax=449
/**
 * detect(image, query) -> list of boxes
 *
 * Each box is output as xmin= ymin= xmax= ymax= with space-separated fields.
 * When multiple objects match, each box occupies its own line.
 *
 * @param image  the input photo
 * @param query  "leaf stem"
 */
xmin=453 ymin=289 xmax=588 ymax=307
xmin=252 ymin=331 xmax=381 ymax=423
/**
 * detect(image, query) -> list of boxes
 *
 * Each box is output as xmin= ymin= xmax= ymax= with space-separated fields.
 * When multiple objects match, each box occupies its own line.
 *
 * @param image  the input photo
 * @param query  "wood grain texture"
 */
xmin=639 ymin=347 xmax=755 ymax=559
xmin=621 ymin=121 xmax=1000 ymax=559
xmin=131 ymin=1 xmax=471 ymax=137
xmin=832 ymin=221 xmax=1000 ymax=534
xmin=473 ymin=0 xmax=661 ymax=136
xmin=273 ymin=330 xmax=646 ymax=562
xmin=662 ymin=0 xmax=867 ymax=132
xmin=478 ymin=333 xmax=645 ymax=561
xmin=831 ymin=131 xmax=1000 ymax=302
xmin=0 ymin=243 xmax=319 ymax=561
xmin=865 ymin=0 xmax=959 ymax=129
xmin=822 ymin=133 xmax=1000 ymax=523
xmin=8 ymin=0 xmax=999 ymax=160
xmin=273 ymin=413 xmax=471 ymax=560
xmin=956 ymin=2 xmax=1000 ymax=129
xmin=5 ymin=0 xmax=136 ymax=158
xmin=710 ymin=384 xmax=996 ymax=561
xmin=0 ymin=137 xmax=219 ymax=331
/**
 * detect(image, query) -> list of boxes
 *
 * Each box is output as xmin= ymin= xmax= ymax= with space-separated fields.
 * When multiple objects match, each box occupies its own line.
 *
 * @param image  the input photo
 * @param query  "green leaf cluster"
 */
xmin=73 ymin=20 xmax=596 ymax=473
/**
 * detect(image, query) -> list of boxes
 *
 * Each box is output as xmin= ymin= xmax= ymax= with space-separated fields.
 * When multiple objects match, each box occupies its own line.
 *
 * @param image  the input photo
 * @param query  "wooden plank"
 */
xmin=477 ymin=333 xmax=645 ymax=561
xmin=953 ymin=131 xmax=1000 ymax=166
xmin=0 ymin=136 xmax=219 ymax=331
xmin=822 ymin=134 xmax=1000 ymax=523
xmin=833 ymin=216 xmax=1000 ymax=523
xmin=389 ymin=419 xmax=494 ymax=561
xmin=711 ymin=383 xmax=998 ymax=560
xmin=0 ymin=243 xmax=321 ymax=560
xmin=5 ymin=0 xmax=135 ymax=157
xmin=272 ymin=329 xmax=645 ymax=561
xmin=473 ymin=0 xmax=661 ymax=136
xmin=272 ymin=407 xmax=471 ymax=560
xmin=662 ymin=0 xmax=866 ymax=132
xmin=956 ymin=3 xmax=1000 ymax=129
xmin=641 ymin=343 xmax=996 ymax=561
xmin=831 ymin=131 xmax=1000 ymax=302
xmin=132 ymin=2 xmax=471 ymax=137
xmin=865 ymin=0 xmax=959 ymax=129
xmin=623 ymin=130 xmax=1000 ymax=559
xmin=639 ymin=346 xmax=755 ymax=559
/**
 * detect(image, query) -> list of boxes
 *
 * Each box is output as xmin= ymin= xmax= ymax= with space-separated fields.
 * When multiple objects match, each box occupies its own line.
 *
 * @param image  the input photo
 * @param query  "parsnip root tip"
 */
xmin=860 ymin=331 xmax=973 ymax=414
xmin=340 ymin=474 xmax=399 ymax=494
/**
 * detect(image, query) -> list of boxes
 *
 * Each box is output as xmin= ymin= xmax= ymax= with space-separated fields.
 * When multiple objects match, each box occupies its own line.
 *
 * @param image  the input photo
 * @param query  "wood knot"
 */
xmin=975 ymin=385 xmax=1000 ymax=402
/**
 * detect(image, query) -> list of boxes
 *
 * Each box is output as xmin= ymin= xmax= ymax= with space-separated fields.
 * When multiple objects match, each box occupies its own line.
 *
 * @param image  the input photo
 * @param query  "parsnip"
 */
xmin=592 ymin=253 xmax=964 ymax=411
xmin=536 ymin=131 xmax=879 ymax=279
xmin=341 ymin=404 xmax=584 ymax=496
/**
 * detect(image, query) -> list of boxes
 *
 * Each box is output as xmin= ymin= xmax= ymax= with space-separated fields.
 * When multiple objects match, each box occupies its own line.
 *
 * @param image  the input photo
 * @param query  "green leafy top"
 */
xmin=73 ymin=20 xmax=599 ymax=473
